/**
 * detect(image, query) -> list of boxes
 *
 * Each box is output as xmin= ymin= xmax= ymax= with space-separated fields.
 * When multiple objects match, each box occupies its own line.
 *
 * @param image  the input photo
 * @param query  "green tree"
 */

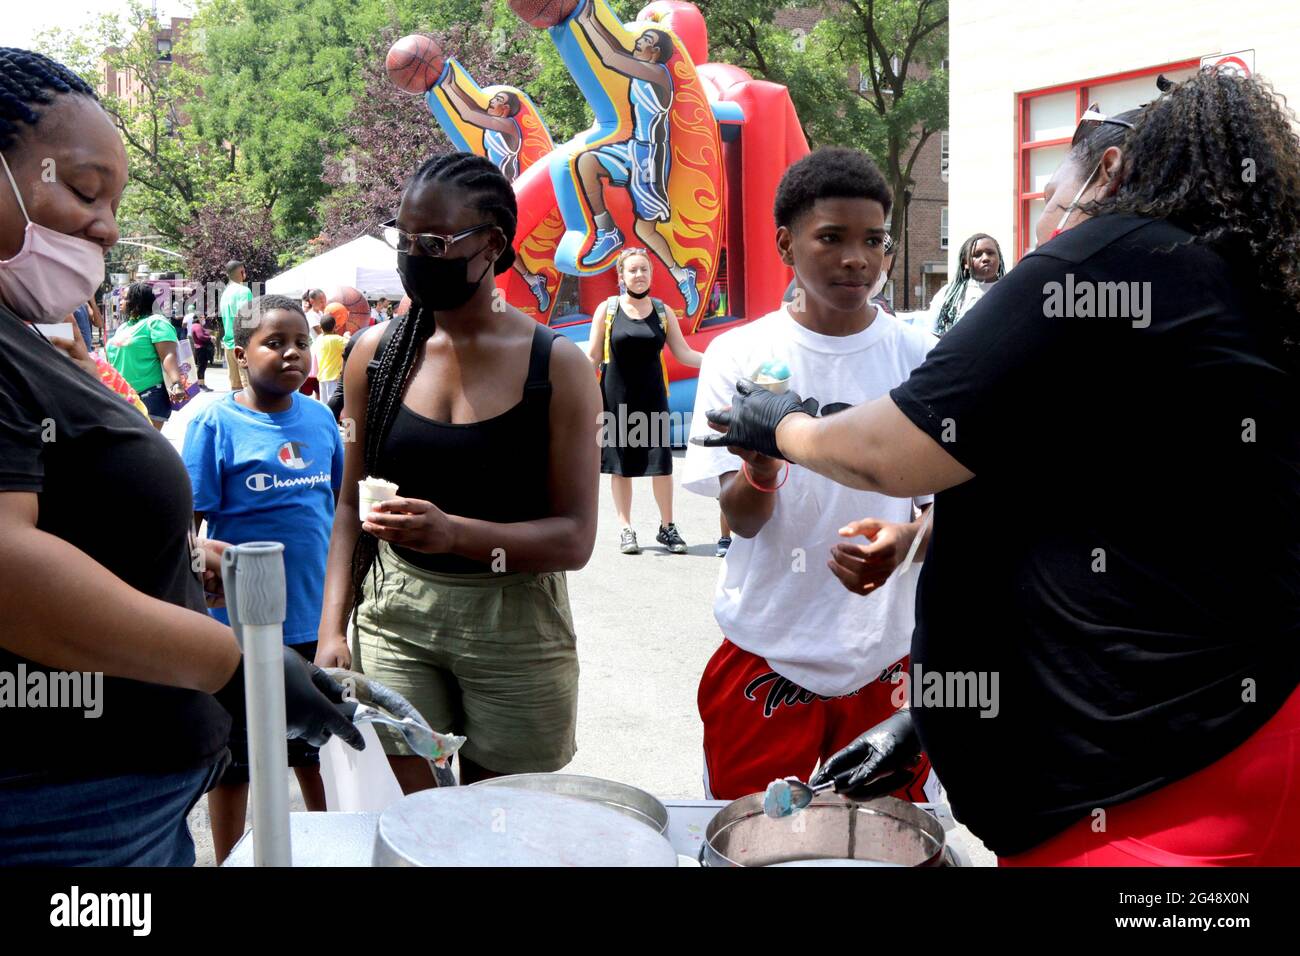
xmin=523 ymin=28 xmax=593 ymax=142
xmin=191 ymin=0 xmax=505 ymax=245
xmin=189 ymin=0 xmax=366 ymax=244
xmin=34 ymin=2 xmax=234 ymax=251
xmin=699 ymin=0 xmax=948 ymax=245
xmin=181 ymin=178 xmax=285 ymax=289
xmin=695 ymin=0 xmax=846 ymax=142
xmin=825 ymin=0 xmax=948 ymax=232
xmin=316 ymin=22 xmax=536 ymax=249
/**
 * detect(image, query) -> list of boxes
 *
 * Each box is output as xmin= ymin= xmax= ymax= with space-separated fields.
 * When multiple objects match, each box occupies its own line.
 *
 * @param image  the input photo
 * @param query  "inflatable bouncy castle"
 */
xmin=386 ymin=0 xmax=810 ymax=433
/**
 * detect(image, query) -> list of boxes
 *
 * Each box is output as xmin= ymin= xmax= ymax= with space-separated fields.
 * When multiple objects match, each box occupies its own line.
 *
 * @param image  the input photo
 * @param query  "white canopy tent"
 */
xmin=264 ymin=235 xmax=403 ymax=300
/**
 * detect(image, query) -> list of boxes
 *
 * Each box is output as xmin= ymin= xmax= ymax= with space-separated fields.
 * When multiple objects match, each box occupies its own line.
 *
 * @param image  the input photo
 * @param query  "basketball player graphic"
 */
xmin=573 ymin=0 xmax=699 ymax=314
xmin=438 ymin=79 xmax=552 ymax=312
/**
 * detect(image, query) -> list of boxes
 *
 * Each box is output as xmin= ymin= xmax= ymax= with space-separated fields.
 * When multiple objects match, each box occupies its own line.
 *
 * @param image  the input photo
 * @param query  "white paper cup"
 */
xmin=753 ymin=375 xmax=790 ymax=394
xmin=357 ymin=478 xmax=399 ymax=523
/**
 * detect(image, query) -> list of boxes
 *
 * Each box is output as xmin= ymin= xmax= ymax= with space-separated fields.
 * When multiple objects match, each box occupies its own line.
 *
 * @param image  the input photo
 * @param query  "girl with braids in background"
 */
xmin=703 ymin=68 xmax=1299 ymax=865
xmin=0 ymin=49 xmax=359 ymax=865
xmin=316 ymin=153 xmax=601 ymax=791
xmin=921 ymin=232 xmax=1004 ymax=335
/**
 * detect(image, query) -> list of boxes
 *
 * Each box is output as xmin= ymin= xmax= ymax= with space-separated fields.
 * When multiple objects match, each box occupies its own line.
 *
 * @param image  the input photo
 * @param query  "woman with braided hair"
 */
xmin=0 ymin=49 xmax=360 ymax=865
xmin=315 ymin=152 xmax=601 ymax=790
xmin=702 ymin=67 xmax=1300 ymax=865
xmin=923 ymin=232 xmax=1004 ymax=335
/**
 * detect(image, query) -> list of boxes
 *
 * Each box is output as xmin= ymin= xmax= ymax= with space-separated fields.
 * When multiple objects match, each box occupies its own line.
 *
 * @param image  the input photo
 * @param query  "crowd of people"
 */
xmin=1 ymin=43 xmax=1297 ymax=869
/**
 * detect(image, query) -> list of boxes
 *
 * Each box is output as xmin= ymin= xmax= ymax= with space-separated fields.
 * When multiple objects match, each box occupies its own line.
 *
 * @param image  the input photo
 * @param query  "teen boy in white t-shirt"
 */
xmin=683 ymin=147 xmax=936 ymax=800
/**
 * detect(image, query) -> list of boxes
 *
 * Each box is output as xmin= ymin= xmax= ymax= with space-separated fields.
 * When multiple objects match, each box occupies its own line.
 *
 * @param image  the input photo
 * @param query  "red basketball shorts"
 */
xmin=698 ymin=637 xmax=931 ymax=802
xmin=1000 ymin=682 xmax=1300 ymax=866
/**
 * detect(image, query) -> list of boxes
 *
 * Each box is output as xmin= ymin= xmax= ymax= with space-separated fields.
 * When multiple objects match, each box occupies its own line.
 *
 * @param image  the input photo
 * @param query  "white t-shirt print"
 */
xmin=682 ymin=305 xmax=937 ymax=696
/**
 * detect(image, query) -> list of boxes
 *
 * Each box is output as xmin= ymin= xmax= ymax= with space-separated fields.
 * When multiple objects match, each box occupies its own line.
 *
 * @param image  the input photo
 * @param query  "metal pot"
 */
xmin=372 ymin=787 xmax=678 ymax=867
xmin=471 ymin=773 xmax=670 ymax=834
xmin=701 ymin=793 xmax=946 ymax=867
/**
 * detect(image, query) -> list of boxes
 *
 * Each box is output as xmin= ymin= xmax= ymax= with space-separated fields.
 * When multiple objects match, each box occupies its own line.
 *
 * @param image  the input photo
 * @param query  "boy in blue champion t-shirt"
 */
xmin=182 ymin=294 xmax=343 ymax=864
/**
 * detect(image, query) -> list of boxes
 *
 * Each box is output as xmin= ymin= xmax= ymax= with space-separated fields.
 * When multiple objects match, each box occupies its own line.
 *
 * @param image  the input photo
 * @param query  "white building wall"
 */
xmin=949 ymin=0 xmax=1300 ymax=267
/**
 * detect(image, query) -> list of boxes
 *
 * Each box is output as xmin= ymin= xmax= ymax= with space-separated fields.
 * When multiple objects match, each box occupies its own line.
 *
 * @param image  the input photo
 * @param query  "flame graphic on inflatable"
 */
xmin=656 ymin=55 xmax=720 ymax=298
xmin=503 ymin=204 xmax=568 ymax=320
xmin=515 ymin=104 xmax=555 ymax=168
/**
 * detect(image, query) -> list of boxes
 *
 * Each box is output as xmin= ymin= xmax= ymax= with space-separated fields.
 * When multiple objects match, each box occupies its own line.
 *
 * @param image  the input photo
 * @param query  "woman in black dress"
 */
xmin=588 ymin=248 xmax=702 ymax=554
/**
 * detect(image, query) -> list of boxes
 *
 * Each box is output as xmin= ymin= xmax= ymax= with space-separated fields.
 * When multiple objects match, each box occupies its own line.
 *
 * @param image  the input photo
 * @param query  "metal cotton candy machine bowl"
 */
xmin=701 ymin=793 xmax=947 ymax=867
xmin=470 ymin=773 xmax=670 ymax=834
xmin=371 ymin=785 xmax=678 ymax=867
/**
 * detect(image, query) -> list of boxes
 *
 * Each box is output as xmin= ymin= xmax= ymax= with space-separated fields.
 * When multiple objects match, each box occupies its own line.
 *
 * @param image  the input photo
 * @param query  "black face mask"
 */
xmin=625 ymin=287 xmax=650 ymax=299
xmin=398 ymin=246 xmax=495 ymax=311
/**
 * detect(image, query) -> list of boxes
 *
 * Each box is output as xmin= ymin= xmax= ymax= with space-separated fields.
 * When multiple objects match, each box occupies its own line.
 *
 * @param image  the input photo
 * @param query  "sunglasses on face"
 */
xmin=1071 ymin=104 xmax=1137 ymax=147
xmin=381 ymin=220 xmax=497 ymax=257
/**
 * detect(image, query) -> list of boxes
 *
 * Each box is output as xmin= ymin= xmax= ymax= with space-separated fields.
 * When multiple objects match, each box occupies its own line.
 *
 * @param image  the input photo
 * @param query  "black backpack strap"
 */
xmin=524 ymin=323 xmax=559 ymax=396
xmin=365 ymin=319 xmax=400 ymax=386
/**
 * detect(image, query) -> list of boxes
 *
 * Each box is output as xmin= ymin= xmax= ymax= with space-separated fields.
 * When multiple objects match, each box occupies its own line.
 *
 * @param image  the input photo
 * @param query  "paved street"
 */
xmin=177 ymin=363 xmax=993 ymax=866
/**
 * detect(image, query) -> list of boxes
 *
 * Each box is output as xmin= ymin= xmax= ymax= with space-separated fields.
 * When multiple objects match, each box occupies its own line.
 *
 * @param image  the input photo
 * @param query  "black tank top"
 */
xmin=379 ymin=323 xmax=557 ymax=574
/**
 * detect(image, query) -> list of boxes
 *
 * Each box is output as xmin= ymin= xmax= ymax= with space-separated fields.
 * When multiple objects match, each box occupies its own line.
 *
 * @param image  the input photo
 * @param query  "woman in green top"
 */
xmin=106 ymin=282 xmax=186 ymax=429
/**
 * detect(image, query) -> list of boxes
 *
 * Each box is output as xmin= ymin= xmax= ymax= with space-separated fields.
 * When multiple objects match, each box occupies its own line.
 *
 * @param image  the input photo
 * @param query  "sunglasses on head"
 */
xmin=1071 ymin=104 xmax=1137 ymax=147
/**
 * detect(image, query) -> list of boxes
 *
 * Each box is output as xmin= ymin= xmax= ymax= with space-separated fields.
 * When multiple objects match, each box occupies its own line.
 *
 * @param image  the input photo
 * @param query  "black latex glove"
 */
xmin=697 ymin=380 xmax=819 ymax=460
xmin=216 ymin=647 xmax=365 ymax=751
xmin=810 ymin=710 xmax=921 ymax=798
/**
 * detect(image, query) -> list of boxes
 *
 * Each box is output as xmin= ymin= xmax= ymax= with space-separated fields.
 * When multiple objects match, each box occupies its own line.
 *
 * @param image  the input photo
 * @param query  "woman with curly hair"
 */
xmin=701 ymin=68 xmax=1300 ymax=866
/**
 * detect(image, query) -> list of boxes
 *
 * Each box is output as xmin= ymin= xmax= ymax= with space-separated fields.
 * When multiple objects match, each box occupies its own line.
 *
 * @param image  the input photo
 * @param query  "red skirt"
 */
xmin=1000 ymin=683 xmax=1300 ymax=866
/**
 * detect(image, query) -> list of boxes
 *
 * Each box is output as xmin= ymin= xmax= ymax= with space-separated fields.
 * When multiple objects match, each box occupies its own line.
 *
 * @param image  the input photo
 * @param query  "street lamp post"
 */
xmin=902 ymin=184 xmax=914 ymax=311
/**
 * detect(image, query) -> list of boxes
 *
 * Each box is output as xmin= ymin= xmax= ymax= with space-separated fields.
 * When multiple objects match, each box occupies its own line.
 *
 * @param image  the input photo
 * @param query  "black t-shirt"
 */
xmin=0 ymin=306 xmax=231 ymax=784
xmin=890 ymin=215 xmax=1300 ymax=856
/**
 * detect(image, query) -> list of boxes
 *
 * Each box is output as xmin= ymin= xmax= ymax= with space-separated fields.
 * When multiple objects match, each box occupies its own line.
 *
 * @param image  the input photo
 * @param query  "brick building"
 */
xmin=772 ymin=8 xmax=949 ymax=314
xmin=897 ymin=127 xmax=950 ymax=313
xmin=98 ymin=17 xmax=192 ymax=127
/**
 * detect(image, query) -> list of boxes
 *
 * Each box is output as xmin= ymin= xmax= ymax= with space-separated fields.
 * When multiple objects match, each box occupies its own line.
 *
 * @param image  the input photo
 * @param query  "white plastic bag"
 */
xmin=319 ymin=722 xmax=405 ymax=812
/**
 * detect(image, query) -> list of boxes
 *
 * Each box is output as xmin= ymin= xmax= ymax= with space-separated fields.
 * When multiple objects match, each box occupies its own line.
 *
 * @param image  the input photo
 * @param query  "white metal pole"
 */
xmin=222 ymin=542 xmax=292 ymax=867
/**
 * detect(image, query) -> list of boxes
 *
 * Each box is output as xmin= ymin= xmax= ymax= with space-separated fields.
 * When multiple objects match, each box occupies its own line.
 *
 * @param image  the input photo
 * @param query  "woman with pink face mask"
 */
xmin=0 ymin=48 xmax=361 ymax=865
xmin=702 ymin=69 xmax=1300 ymax=866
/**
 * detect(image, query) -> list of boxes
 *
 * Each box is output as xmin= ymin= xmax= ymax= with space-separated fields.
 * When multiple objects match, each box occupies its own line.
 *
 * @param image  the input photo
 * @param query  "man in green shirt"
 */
xmin=218 ymin=260 xmax=253 ymax=390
